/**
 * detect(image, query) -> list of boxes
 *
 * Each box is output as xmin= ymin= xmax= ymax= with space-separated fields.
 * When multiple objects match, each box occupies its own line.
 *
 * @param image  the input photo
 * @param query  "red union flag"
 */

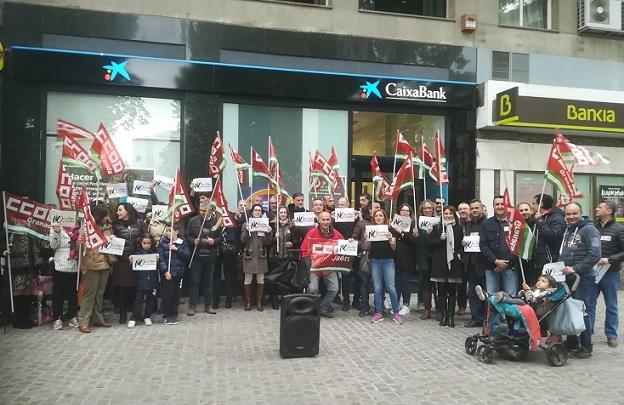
xmin=92 ymin=123 xmax=125 ymax=177
xmin=384 ymin=152 xmax=414 ymax=200
xmin=395 ymin=131 xmax=415 ymax=159
xmin=57 ymin=119 xmax=95 ymax=139
xmin=555 ymin=131 xmax=610 ymax=166
xmin=62 ymin=135 xmax=99 ymax=173
xmin=77 ymin=189 xmax=107 ymax=250
xmin=430 ymin=132 xmax=449 ymax=184
xmin=229 ymin=144 xmax=251 ymax=186
xmin=251 ymin=148 xmax=274 ymax=186
xmin=502 ymin=187 xmax=514 ymax=222
xmin=268 ymin=137 xmax=278 ymax=179
xmin=327 ymin=145 xmax=344 ymax=194
xmin=208 ymin=132 xmax=225 ymax=177
xmin=506 ymin=206 xmax=535 ymax=261
xmin=370 ymin=153 xmax=391 ymax=201
xmin=3 ymin=192 xmax=53 ymax=240
xmin=545 ymin=143 xmax=583 ymax=199
xmin=309 ymin=239 xmax=354 ymax=272
xmin=56 ymin=161 xmax=76 ymax=210
xmin=168 ymin=169 xmax=195 ymax=222
xmin=209 ymin=180 xmax=234 ymax=228
xmin=312 ymin=150 xmax=338 ymax=186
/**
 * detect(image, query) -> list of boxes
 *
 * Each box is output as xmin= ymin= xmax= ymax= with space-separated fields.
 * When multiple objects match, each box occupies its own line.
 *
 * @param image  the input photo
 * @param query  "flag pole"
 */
xmin=276 ymin=159 xmax=280 ymax=253
xmin=421 ymin=136 xmax=427 ymax=202
xmin=188 ymin=174 xmax=221 ymax=268
xmin=2 ymin=191 xmax=15 ymax=313
xmin=390 ymin=130 xmax=399 ymax=215
xmin=267 ymin=136 xmax=272 ymax=219
xmin=168 ymin=170 xmax=178 ymax=274
xmin=437 ymin=140 xmax=444 ymax=225
xmin=518 ymin=252 xmax=527 ymax=285
xmin=76 ymin=244 xmax=82 ymax=291
xmin=410 ymin=156 xmax=418 ymax=221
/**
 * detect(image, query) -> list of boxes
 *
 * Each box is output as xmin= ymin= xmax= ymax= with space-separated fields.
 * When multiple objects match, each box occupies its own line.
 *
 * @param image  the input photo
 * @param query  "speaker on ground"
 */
xmin=280 ymin=293 xmax=320 ymax=359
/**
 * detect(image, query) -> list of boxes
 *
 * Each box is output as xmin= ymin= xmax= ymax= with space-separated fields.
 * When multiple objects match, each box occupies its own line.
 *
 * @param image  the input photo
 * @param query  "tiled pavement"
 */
xmin=0 ymin=293 xmax=623 ymax=405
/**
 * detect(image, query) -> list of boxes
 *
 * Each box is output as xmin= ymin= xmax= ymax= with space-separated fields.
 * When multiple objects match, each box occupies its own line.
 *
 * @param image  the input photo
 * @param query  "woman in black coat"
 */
xmin=112 ymin=203 xmax=145 ymax=324
xmin=429 ymin=205 xmax=464 ymax=327
xmin=391 ymin=203 xmax=418 ymax=316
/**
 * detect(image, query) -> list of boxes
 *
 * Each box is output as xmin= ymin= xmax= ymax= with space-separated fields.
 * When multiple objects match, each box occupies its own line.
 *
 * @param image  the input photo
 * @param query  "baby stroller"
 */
xmin=465 ymin=274 xmax=584 ymax=366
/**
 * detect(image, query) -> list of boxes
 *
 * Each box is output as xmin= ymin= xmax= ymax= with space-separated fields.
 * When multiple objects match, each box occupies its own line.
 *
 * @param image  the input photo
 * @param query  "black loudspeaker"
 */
xmin=280 ymin=294 xmax=320 ymax=359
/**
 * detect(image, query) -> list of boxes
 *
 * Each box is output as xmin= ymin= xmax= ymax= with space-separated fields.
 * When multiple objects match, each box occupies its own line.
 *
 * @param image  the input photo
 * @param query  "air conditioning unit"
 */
xmin=577 ymin=0 xmax=622 ymax=33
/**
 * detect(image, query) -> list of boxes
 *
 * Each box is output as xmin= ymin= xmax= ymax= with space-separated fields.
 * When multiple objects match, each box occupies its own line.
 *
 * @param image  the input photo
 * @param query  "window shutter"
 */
xmin=492 ymin=51 xmax=510 ymax=80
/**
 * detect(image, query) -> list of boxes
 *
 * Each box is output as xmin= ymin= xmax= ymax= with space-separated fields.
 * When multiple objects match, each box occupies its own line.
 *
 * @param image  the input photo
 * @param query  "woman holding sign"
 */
xmin=268 ymin=206 xmax=293 ymax=310
xmin=429 ymin=206 xmax=464 ymax=328
xmin=241 ymin=204 xmax=273 ymax=311
xmin=112 ymin=203 xmax=145 ymax=324
xmin=417 ymin=200 xmax=436 ymax=320
xmin=365 ymin=210 xmax=401 ymax=325
xmin=392 ymin=204 xmax=418 ymax=317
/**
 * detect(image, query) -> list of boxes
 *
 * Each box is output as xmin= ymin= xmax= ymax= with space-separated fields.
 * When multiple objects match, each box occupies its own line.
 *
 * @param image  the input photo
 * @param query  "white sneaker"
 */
xmin=398 ymin=305 xmax=410 ymax=316
xmin=127 ymin=320 xmax=136 ymax=328
xmin=144 ymin=318 xmax=152 ymax=326
xmin=53 ymin=319 xmax=63 ymax=330
xmin=68 ymin=317 xmax=79 ymax=328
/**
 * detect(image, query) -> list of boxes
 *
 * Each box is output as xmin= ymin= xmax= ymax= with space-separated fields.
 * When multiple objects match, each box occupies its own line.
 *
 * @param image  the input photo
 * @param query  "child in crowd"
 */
xmin=475 ymin=274 xmax=557 ymax=306
xmin=158 ymin=223 xmax=190 ymax=325
xmin=128 ymin=234 xmax=159 ymax=328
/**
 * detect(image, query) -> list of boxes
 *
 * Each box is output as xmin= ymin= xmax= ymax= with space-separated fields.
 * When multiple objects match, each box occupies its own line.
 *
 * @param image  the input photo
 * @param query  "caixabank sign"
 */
xmin=493 ymin=87 xmax=624 ymax=133
xmin=359 ymin=80 xmax=448 ymax=103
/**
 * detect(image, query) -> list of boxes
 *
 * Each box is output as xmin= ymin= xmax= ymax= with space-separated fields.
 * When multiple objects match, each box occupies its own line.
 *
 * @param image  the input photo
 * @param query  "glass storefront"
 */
xmin=44 ymin=92 xmax=181 ymax=204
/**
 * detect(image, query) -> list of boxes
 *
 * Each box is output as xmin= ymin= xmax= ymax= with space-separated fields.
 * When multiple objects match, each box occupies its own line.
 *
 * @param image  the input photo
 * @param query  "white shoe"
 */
xmin=144 ymin=318 xmax=152 ymax=326
xmin=398 ymin=305 xmax=410 ymax=316
xmin=53 ymin=319 xmax=63 ymax=330
xmin=68 ymin=317 xmax=79 ymax=328
xmin=127 ymin=320 xmax=136 ymax=328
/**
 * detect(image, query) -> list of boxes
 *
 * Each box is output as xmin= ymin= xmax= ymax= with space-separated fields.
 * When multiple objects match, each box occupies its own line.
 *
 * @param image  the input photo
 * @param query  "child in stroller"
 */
xmin=476 ymin=275 xmax=557 ymax=307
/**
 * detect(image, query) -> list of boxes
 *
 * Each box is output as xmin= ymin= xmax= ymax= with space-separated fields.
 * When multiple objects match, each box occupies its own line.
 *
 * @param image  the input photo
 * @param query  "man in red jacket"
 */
xmin=301 ymin=211 xmax=344 ymax=318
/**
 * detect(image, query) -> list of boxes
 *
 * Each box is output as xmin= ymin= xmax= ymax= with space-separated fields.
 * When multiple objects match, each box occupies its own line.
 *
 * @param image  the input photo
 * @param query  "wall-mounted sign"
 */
xmin=493 ymin=87 xmax=624 ymax=133
xmin=359 ymin=80 xmax=448 ymax=104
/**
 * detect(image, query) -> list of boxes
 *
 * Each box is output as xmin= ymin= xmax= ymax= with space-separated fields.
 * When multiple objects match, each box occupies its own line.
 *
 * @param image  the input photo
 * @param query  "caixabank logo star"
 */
xmin=102 ymin=60 xmax=131 ymax=82
xmin=359 ymin=80 xmax=382 ymax=101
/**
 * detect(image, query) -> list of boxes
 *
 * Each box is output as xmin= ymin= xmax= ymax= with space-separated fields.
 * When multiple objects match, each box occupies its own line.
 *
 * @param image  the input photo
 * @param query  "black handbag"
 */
xmin=358 ymin=251 xmax=370 ymax=276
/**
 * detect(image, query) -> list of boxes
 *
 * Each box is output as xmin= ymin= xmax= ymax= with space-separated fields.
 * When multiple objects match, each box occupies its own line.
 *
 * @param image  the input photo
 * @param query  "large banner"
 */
xmin=309 ymin=238 xmax=355 ymax=273
xmin=3 ymin=192 xmax=53 ymax=240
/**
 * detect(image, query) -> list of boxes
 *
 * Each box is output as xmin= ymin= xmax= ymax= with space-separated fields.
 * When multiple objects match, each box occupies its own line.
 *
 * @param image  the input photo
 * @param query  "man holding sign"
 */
xmin=594 ymin=201 xmax=624 ymax=348
xmin=560 ymin=202 xmax=601 ymax=358
xmin=301 ymin=211 xmax=344 ymax=318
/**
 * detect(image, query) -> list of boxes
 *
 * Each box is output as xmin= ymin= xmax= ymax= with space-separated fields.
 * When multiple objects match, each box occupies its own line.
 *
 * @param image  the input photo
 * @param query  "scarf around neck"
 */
xmin=444 ymin=219 xmax=456 ymax=269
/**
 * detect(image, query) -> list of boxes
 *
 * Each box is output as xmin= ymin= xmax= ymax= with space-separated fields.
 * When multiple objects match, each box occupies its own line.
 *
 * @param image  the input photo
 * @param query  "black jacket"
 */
xmin=429 ymin=222 xmax=464 ymax=281
xmin=533 ymin=207 xmax=566 ymax=270
xmin=479 ymin=216 xmax=516 ymax=269
xmin=393 ymin=219 xmax=417 ymax=274
xmin=132 ymin=246 xmax=159 ymax=290
xmin=464 ymin=215 xmax=486 ymax=276
xmin=113 ymin=219 xmax=146 ymax=258
xmin=158 ymin=236 xmax=191 ymax=277
xmin=596 ymin=219 xmax=624 ymax=272
xmin=184 ymin=214 xmax=223 ymax=258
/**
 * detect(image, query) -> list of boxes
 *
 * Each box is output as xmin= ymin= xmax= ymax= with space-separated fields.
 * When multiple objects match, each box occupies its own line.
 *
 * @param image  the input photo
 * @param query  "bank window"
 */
xmin=492 ymin=51 xmax=529 ymax=82
xmin=499 ymin=0 xmax=551 ymax=29
xmin=352 ymin=111 xmax=444 ymax=158
xmin=359 ymin=0 xmax=446 ymax=18
xmin=44 ymin=92 xmax=181 ymax=204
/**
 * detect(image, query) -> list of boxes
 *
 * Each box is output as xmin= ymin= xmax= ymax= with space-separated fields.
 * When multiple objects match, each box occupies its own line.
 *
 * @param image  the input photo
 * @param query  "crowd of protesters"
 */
xmin=1 ymin=188 xmax=623 ymax=358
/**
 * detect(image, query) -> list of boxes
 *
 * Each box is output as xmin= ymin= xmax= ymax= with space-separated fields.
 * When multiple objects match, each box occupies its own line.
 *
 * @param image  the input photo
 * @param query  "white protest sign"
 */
xmin=366 ymin=225 xmax=390 ymax=242
xmin=334 ymin=208 xmax=356 ymax=223
xmin=390 ymin=214 xmax=411 ymax=232
xmin=99 ymin=236 xmax=126 ymax=256
xmin=248 ymin=217 xmax=270 ymax=233
xmin=153 ymin=175 xmax=174 ymax=192
xmin=418 ymin=216 xmax=440 ymax=231
xmin=336 ymin=239 xmax=358 ymax=256
xmin=126 ymin=196 xmax=149 ymax=213
xmin=463 ymin=234 xmax=481 ymax=252
xmin=191 ymin=177 xmax=213 ymax=193
xmin=106 ymin=183 xmax=128 ymax=199
xmin=594 ymin=263 xmax=610 ymax=284
xmin=132 ymin=254 xmax=158 ymax=271
xmin=49 ymin=209 xmax=77 ymax=228
xmin=151 ymin=204 xmax=168 ymax=222
xmin=132 ymin=180 xmax=152 ymax=196
xmin=293 ymin=211 xmax=316 ymax=227
xmin=542 ymin=261 xmax=565 ymax=282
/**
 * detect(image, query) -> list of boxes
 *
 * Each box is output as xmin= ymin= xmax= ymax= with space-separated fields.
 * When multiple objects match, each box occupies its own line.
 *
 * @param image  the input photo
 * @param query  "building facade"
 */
xmin=1 ymin=0 xmax=623 ymax=213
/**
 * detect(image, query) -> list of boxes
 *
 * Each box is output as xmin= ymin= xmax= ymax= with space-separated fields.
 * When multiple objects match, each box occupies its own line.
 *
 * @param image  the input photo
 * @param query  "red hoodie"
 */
xmin=301 ymin=226 xmax=344 ymax=277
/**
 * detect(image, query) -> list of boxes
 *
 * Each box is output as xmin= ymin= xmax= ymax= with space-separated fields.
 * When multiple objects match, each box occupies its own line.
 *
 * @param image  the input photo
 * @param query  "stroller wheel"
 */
xmin=477 ymin=345 xmax=494 ymax=364
xmin=465 ymin=336 xmax=478 ymax=356
xmin=546 ymin=342 xmax=568 ymax=367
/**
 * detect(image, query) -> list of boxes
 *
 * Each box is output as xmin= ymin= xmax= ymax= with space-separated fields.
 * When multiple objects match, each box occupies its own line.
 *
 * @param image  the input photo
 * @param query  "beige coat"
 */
xmin=80 ymin=224 xmax=116 ymax=271
xmin=241 ymin=223 xmax=273 ymax=274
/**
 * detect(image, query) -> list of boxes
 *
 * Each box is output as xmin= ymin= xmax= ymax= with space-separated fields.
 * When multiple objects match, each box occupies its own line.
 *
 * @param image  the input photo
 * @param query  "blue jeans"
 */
xmin=593 ymin=271 xmax=620 ymax=340
xmin=369 ymin=258 xmax=399 ymax=314
xmin=485 ymin=267 xmax=518 ymax=296
xmin=396 ymin=272 xmax=412 ymax=306
xmin=308 ymin=271 xmax=339 ymax=312
xmin=567 ymin=275 xmax=598 ymax=352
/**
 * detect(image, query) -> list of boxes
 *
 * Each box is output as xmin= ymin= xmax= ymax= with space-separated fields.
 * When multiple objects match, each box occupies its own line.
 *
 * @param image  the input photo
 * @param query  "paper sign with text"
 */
xmin=334 ymin=208 xmax=356 ymax=223
xmin=132 ymin=180 xmax=152 ymax=196
xmin=418 ymin=216 xmax=440 ymax=231
xmin=542 ymin=261 xmax=565 ymax=282
xmin=310 ymin=238 xmax=354 ymax=272
xmin=248 ymin=217 xmax=270 ymax=233
xmin=191 ymin=178 xmax=213 ymax=193
xmin=153 ymin=175 xmax=174 ymax=192
xmin=106 ymin=183 xmax=128 ymax=199
xmin=151 ymin=205 xmax=168 ymax=222
xmin=336 ymin=239 xmax=358 ymax=256
xmin=365 ymin=225 xmax=390 ymax=242
xmin=126 ymin=196 xmax=149 ymax=213
xmin=132 ymin=254 xmax=158 ymax=271
xmin=99 ymin=236 xmax=126 ymax=256
xmin=49 ymin=209 xmax=77 ymax=228
xmin=463 ymin=235 xmax=481 ymax=252
xmin=390 ymin=215 xmax=411 ymax=232
xmin=293 ymin=211 xmax=316 ymax=227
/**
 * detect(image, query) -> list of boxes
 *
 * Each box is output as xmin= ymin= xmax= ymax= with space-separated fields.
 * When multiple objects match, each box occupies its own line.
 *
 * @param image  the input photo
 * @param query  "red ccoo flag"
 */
xmin=545 ymin=142 xmax=583 ymax=200
xmin=229 ymin=144 xmax=251 ymax=186
xmin=77 ymin=189 xmax=108 ymax=250
xmin=430 ymin=132 xmax=449 ymax=184
xmin=168 ymin=169 xmax=195 ymax=221
xmin=56 ymin=161 xmax=76 ymax=210
xmin=57 ymin=119 xmax=95 ymax=139
xmin=208 ymin=132 xmax=225 ymax=178
xmin=92 ymin=123 xmax=125 ymax=177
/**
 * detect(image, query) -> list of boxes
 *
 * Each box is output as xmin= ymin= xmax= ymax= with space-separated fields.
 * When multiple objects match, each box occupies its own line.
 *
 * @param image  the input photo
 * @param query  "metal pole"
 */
xmin=2 ymin=191 xmax=15 ymax=313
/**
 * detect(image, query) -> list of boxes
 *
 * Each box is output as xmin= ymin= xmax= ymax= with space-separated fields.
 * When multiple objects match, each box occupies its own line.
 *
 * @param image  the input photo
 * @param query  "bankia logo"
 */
xmin=102 ymin=60 xmax=131 ymax=82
